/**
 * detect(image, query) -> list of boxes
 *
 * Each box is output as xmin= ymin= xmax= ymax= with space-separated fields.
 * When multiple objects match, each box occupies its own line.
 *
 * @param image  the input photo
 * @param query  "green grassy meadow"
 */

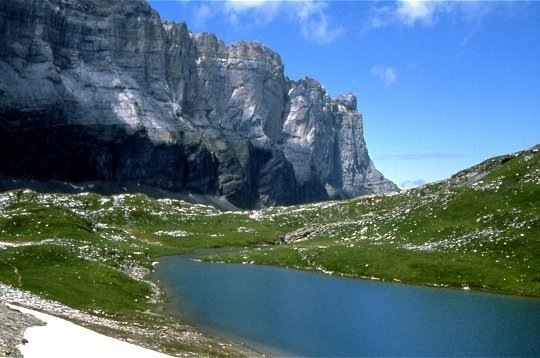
xmin=0 ymin=146 xmax=538 ymax=332
xmin=207 ymin=146 xmax=540 ymax=296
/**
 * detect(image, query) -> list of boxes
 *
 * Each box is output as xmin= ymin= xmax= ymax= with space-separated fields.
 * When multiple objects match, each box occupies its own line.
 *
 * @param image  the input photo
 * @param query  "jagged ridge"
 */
xmin=0 ymin=0 xmax=397 ymax=208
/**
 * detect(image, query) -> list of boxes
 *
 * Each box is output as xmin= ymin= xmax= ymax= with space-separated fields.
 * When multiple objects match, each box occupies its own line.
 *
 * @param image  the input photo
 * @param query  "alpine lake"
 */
xmin=153 ymin=251 xmax=540 ymax=357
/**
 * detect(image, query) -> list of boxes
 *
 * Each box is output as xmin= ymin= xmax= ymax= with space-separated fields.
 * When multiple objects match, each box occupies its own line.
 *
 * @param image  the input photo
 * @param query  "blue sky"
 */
xmin=149 ymin=0 xmax=540 ymax=188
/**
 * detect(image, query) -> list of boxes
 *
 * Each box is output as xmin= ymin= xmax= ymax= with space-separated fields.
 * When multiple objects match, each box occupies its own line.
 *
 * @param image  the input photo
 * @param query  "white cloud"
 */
xmin=368 ymin=1 xmax=503 ymax=48
xmin=291 ymin=1 xmax=343 ymax=44
xmin=370 ymin=66 xmax=397 ymax=86
xmin=370 ymin=0 xmax=450 ymax=28
xmin=397 ymin=0 xmax=437 ymax=25
xmin=208 ymin=0 xmax=342 ymax=44
xmin=400 ymin=179 xmax=427 ymax=189
xmin=193 ymin=4 xmax=212 ymax=27
xmin=226 ymin=0 xmax=272 ymax=9
xmin=375 ymin=153 xmax=472 ymax=161
xmin=224 ymin=0 xmax=281 ymax=27
xmin=369 ymin=6 xmax=393 ymax=29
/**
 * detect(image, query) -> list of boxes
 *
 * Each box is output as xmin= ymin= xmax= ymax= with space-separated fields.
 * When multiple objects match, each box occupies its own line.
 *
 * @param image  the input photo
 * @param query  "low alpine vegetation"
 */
xmin=0 ymin=146 xmax=538 ymax=335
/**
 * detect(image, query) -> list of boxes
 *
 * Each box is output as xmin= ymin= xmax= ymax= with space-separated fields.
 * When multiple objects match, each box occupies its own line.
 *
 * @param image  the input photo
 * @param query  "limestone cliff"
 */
xmin=0 ymin=0 xmax=398 ymax=208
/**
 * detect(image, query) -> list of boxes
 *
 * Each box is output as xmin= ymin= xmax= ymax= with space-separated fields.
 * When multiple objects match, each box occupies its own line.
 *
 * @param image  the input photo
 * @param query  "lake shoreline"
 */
xmin=153 ymin=252 xmax=540 ymax=357
xmin=6 ymin=303 xmax=172 ymax=358
xmin=198 ymin=249 xmax=540 ymax=299
xmin=0 ymin=281 xmax=266 ymax=357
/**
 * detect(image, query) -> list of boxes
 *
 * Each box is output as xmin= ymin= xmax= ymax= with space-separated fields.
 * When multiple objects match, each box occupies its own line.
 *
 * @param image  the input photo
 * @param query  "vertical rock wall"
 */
xmin=0 ymin=0 xmax=398 ymax=208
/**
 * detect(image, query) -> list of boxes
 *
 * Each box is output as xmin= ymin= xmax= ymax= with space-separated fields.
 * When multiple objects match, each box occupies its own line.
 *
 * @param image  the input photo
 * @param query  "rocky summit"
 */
xmin=0 ymin=0 xmax=397 ymax=208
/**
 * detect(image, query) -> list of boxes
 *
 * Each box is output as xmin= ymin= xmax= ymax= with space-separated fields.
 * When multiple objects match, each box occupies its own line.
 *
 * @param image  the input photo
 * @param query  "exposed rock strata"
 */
xmin=0 ymin=0 xmax=398 ymax=208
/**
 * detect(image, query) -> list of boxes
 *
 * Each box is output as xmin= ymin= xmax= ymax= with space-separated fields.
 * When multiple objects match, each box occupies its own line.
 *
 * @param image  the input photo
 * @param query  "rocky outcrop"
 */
xmin=0 ymin=303 xmax=44 ymax=358
xmin=0 ymin=0 xmax=398 ymax=208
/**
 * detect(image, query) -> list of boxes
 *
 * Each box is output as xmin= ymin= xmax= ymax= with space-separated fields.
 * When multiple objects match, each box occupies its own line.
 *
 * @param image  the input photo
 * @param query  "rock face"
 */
xmin=0 ymin=0 xmax=398 ymax=208
xmin=0 ymin=304 xmax=44 ymax=358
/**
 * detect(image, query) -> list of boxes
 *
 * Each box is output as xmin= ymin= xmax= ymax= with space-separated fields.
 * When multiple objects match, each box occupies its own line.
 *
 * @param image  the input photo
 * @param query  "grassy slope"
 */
xmin=209 ymin=147 xmax=540 ymax=296
xmin=0 ymin=190 xmax=281 ymax=315
xmin=0 ymin=146 xmax=538 ymax=352
xmin=0 ymin=190 xmax=282 ymax=355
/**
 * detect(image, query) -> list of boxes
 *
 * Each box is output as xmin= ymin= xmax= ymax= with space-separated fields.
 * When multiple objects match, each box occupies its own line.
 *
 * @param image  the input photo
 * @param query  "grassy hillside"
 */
xmin=0 ymin=189 xmax=282 ymax=355
xmin=207 ymin=146 xmax=540 ymax=296
xmin=0 ymin=190 xmax=282 ymax=315
xmin=0 ymin=146 xmax=538 ymax=353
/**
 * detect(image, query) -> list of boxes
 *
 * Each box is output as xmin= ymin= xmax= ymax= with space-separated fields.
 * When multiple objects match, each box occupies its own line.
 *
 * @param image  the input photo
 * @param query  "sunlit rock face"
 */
xmin=0 ymin=0 xmax=398 ymax=208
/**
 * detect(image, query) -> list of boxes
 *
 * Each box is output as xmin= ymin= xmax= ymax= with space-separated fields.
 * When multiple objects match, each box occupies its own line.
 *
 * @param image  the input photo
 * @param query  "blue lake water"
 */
xmin=153 ymin=254 xmax=540 ymax=357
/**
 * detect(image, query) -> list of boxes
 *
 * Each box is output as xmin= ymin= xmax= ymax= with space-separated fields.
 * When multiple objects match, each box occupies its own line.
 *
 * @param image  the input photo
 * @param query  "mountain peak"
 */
xmin=0 ymin=0 xmax=397 ymax=208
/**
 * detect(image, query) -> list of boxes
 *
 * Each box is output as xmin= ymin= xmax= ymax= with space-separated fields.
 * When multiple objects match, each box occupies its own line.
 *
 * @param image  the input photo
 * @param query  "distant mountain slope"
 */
xmin=0 ymin=0 xmax=397 ymax=208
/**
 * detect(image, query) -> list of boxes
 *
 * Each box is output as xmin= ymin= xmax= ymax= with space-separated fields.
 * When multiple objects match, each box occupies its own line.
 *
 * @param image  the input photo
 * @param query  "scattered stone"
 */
xmin=0 ymin=303 xmax=44 ymax=358
xmin=0 ymin=284 xmax=263 ymax=357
